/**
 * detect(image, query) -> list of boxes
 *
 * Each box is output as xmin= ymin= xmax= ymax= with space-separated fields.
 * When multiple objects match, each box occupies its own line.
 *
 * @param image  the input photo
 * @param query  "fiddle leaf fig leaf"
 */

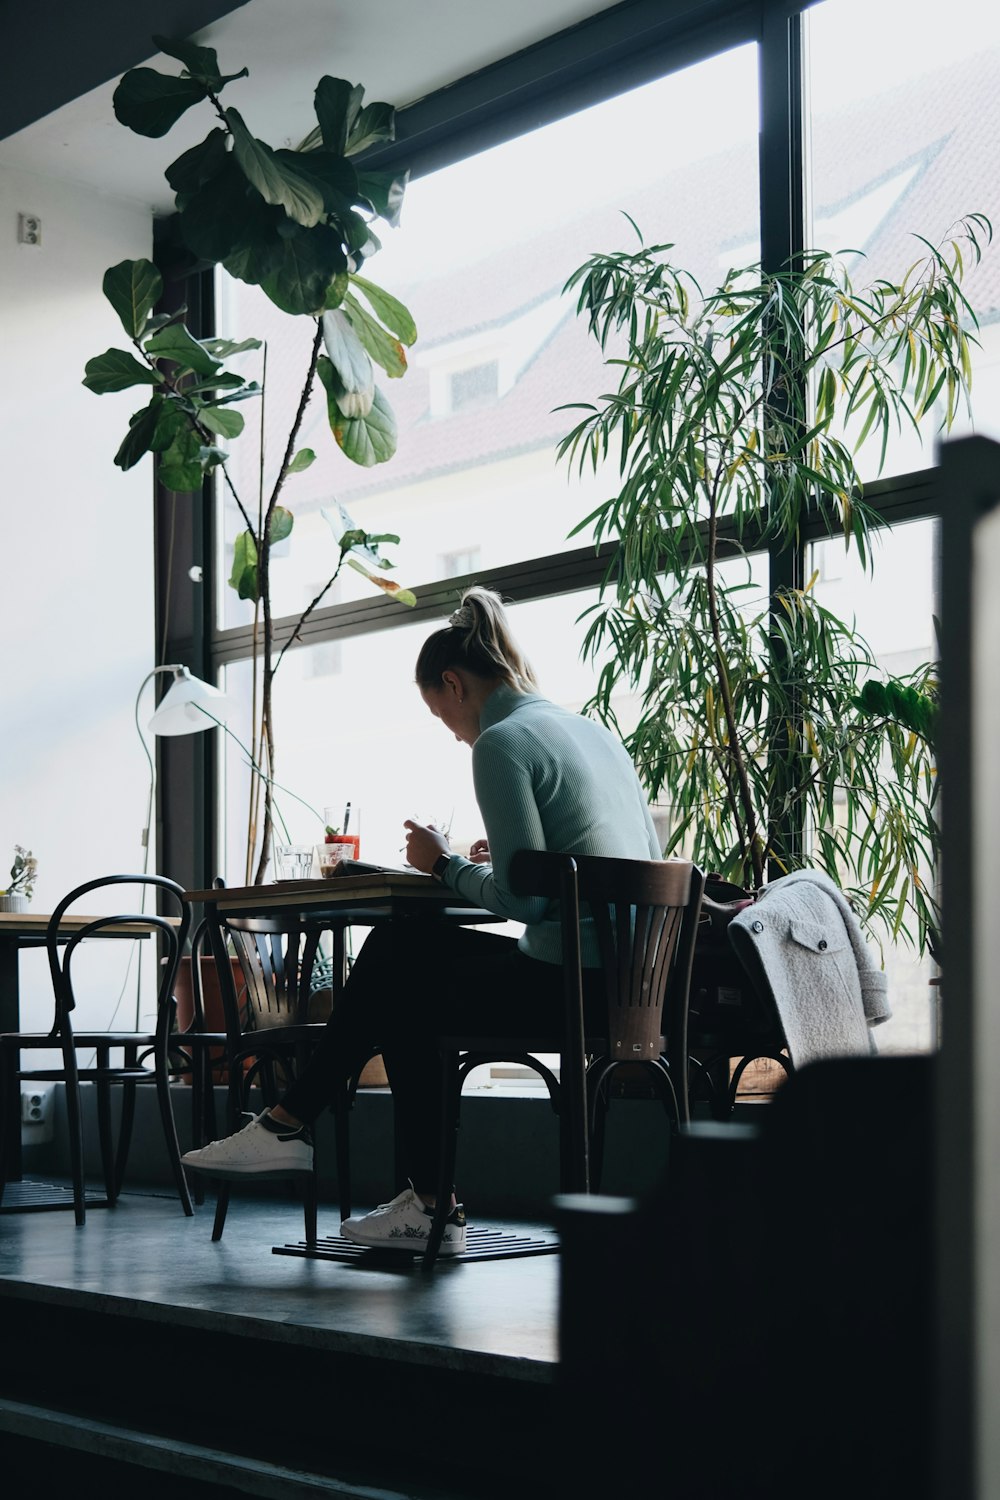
xmin=346 ymin=557 xmax=416 ymax=605
xmin=313 ymin=77 xmax=363 ymax=155
xmin=320 ymin=312 xmax=374 ymax=412
xmin=225 ymin=108 xmax=325 ymax=227
xmin=260 ymin=224 xmax=348 ymax=315
xmin=286 ymin=448 xmax=316 ymax=474
xmin=229 ymin=530 xmax=259 ymax=601
xmin=355 ymin=169 xmax=408 ymax=228
xmin=182 ymin=155 xmax=282 ymax=266
xmin=165 ymin=128 xmax=229 ymax=194
xmin=329 ymin=382 xmax=397 ymax=467
xmin=83 ymin=348 xmax=159 ymax=394
xmin=198 ymin=406 xmax=245 ymax=439
xmin=103 ymin=259 xmax=163 ymax=337
xmin=346 ymin=101 xmax=395 ymax=156
xmin=113 ymin=68 xmax=207 ymax=138
xmin=342 ymin=292 xmax=407 ymax=378
xmin=145 ymin=324 xmax=223 ymax=377
xmin=322 ymin=270 xmax=350 ymax=311
xmin=158 ymin=426 xmax=208 ymax=491
xmin=201 ymin=337 xmax=262 ymax=358
xmin=152 ymin=35 xmax=248 ymax=90
xmin=349 ymin=274 xmax=417 ymax=345
xmin=270 ymin=506 xmax=294 ymax=544
xmin=114 ymin=400 xmax=162 ymax=469
xmin=274 ymin=149 xmax=358 ymax=214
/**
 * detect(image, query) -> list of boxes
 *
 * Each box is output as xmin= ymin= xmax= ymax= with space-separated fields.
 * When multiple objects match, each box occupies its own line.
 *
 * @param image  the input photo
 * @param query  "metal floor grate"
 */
xmin=273 ymin=1223 xmax=559 ymax=1263
xmin=0 ymin=1180 xmax=109 ymax=1213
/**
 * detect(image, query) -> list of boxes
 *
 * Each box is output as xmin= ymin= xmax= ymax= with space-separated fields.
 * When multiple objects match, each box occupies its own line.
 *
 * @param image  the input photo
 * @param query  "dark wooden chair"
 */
xmin=202 ymin=906 xmax=375 ymax=1243
xmin=0 ymin=874 xmax=194 ymax=1225
xmin=424 ymin=850 xmax=705 ymax=1264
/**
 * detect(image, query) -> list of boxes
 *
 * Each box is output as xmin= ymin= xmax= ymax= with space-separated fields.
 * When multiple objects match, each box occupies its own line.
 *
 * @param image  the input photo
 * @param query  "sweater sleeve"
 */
xmin=444 ymin=733 xmax=550 ymax=925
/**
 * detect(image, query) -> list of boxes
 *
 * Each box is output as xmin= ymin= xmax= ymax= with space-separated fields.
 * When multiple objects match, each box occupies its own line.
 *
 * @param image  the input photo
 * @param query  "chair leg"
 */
xmin=424 ymin=1050 xmax=461 ymax=1268
xmin=95 ymin=1049 xmax=117 ymax=1205
xmin=586 ymin=1069 xmax=611 ymax=1194
xmin=212 ymin=1182 xmax=231 ymax=1241
xmin=114 ymin=1078 xmax=137 ymax=1199
xmin=154 ymin=1056 xmax=194 ymax=1219
xmin=302 ymin=1167 xmax=318 ymax=1245
xmin=334 ymin=1086 xmax=352 ymax=1225
xmin=0 ymin=1046 xmax=21 ymax=1202
xmin=64 ymin=1070 xmax=87 ymax=1227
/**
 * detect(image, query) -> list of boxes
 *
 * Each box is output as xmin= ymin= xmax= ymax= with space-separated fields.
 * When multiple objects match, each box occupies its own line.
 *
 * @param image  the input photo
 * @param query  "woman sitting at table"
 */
xmin=181 ymin=586 xmax=663 ymax=1253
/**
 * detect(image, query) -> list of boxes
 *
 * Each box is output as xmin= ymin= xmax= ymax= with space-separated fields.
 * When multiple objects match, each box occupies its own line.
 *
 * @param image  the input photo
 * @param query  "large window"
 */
xmin=159 ymin=0 xmax=998 ymax=1073
xmin=214 ymin=43 xmax=761 ymax=629
xmin=805 ymin=0 xmax=1000 ymax=479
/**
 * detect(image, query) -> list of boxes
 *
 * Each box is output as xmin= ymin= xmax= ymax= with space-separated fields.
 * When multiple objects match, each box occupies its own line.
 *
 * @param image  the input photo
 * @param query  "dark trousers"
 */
xmin=281 ymin=919 xmax=604 ymax=1192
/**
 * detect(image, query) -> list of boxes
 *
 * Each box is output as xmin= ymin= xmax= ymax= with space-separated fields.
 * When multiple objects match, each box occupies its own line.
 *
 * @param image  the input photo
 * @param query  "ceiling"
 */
xmin=0 ymin=0 xmax=624 ymax=213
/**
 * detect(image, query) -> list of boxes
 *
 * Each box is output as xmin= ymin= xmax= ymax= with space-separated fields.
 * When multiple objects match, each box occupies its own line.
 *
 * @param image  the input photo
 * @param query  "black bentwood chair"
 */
xmin=0 ymin=874 xmax=194 ymax=1225
xmin=424 ymin=851 xmax=706 ymax=1265
xmin=203 ymin=906 xmax=376 ymax=1244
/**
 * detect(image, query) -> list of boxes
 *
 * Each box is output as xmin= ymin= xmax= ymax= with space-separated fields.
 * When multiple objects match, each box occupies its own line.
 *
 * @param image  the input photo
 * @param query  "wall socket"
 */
xmin=17 ymin=212 xmax=41 ymax=246
xmin=21 ymin=1087 xmax=53 ymax=1124
xmin=21 ymin=1085 xmax=55 ymax=1146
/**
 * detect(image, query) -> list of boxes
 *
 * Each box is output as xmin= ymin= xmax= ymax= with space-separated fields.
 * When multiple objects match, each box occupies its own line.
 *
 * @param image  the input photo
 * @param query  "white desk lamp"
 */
xmin=135 ymin=664 xmax=232 ymax=863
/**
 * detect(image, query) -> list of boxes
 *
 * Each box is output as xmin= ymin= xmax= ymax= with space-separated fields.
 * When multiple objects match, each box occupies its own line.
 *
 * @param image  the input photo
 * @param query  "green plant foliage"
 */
xmin=85 ymin=37 xmax=419 ymax=883
xmin=560 ymin=214 xmax=992 ymax=953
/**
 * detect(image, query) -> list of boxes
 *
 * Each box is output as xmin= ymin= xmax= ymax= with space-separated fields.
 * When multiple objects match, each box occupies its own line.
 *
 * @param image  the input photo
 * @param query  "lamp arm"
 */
xmin=189 ymin=705 xmax=325 ymax=843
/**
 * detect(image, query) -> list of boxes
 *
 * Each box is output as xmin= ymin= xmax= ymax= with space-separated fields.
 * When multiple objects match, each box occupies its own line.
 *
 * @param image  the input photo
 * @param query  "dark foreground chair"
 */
xmin=0 ymin=874 xmax=193 ymax=1225
xmin=425 ymin=851 xmax=705 ymax=1264
xmin=556 ymin=1055 xmax=932 ymax=1500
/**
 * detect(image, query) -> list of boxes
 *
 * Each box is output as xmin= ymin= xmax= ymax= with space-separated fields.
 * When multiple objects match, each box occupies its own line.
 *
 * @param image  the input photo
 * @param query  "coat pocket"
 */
xmin=787 ymin=916 xmax=848 ymax=955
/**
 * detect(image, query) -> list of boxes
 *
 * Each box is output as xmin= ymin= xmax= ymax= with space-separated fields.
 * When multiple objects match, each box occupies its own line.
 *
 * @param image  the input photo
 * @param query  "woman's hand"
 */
xmin=403 ymin=819 xmax=451 ymax=874
xmin=469 ymin=837 xmax=491 ymax=865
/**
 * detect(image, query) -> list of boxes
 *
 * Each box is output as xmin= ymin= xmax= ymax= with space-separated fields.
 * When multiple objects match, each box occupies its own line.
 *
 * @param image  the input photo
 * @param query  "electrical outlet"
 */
xmin=21 ymin=1087 xmax=52 ymax=1124
xmin=17 ymin=213 xmax=41 ymax=246
xmin=20 ymin=1085 xmax=55 ymax=1146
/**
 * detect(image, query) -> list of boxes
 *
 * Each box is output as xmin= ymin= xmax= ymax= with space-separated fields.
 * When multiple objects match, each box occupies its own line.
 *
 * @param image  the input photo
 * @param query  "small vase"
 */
xmin=0 ymin=893 xmax=29 ymax=912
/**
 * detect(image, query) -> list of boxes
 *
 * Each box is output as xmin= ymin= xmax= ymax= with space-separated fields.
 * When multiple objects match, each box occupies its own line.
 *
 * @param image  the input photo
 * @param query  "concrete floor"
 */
xmin=0 ymin=1179 xmax=559 ymax=1382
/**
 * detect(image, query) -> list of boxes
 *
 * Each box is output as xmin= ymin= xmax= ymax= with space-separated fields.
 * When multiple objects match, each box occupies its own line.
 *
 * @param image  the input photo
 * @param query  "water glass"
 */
xmin=274 ymin=844 xmax=315 ymax=881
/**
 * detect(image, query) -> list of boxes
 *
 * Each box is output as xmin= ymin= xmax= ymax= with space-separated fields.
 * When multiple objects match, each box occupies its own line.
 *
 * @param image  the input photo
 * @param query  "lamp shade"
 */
xmin=148 ymin=669 xmax=231 ymax=736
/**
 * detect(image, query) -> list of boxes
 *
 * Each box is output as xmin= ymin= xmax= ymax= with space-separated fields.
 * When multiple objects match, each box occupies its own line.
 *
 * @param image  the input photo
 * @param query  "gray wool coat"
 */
xmin=727 ymin=868 xmax=892 ymax=1068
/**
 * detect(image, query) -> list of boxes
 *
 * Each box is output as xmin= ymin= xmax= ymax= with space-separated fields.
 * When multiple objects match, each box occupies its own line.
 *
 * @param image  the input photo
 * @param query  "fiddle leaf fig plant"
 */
xmin=84 ymin=36 xmax=418 ymax=883
xmin=560 ymin=213 xmax=993 ymax=954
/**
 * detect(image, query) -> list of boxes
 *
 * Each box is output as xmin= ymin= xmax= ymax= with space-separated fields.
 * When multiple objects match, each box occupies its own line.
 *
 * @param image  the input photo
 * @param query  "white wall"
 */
xmin=0 ymin=161 xmax=158 ymax=1031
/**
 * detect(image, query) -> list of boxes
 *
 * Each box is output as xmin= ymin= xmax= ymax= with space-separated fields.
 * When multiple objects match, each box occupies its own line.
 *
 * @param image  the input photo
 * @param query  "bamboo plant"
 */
xmin=559 ymin=213 xmax=993 ymax=953
xmin=84 ymin=35 xmax=417 ymax=882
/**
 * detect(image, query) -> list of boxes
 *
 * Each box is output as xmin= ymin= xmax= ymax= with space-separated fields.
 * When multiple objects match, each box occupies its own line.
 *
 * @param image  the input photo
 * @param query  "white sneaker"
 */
xmin=341 ymin=1186 xmax=467 ymax=1255
xmin=181 ymin=1111 xmax=313 ymax=1180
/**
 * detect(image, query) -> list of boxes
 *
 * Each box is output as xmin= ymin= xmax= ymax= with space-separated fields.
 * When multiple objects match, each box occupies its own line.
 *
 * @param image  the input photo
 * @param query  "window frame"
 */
xmin=157 ymin=0 xmax=942 ymax=893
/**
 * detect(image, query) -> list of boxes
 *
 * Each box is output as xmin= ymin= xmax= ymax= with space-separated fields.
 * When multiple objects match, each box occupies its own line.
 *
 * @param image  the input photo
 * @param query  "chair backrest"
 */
xmin=45 ymin=874 xmax=192 ymax=1037
xmin=509 ymin=851 xmax=705 ymax=1058
xmin=221 ymin=915 xmax=323 ymax=1032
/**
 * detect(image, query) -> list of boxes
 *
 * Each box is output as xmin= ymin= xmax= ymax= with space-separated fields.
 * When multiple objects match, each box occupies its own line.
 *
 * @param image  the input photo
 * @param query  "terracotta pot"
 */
xmin=173 ymin=954 xmax=248 ymax=1084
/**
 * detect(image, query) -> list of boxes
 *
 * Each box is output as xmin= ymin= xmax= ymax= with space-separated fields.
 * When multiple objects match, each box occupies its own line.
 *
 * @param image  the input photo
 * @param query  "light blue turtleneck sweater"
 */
xmin=440 ymin=684 xmax=662 ymax=966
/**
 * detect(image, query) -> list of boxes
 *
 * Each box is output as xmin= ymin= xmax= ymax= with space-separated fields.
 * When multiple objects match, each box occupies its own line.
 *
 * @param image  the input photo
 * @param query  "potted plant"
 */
xmin=558 ymin=213 xmax=993 ymax=957
xmin=83 ymin=35 xmax=417 ymax=883
xmin=0 ymin=846 xmax=38 ymax=913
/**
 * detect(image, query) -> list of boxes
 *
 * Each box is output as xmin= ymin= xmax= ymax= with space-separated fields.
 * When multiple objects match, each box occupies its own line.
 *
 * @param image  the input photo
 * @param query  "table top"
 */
xmin=0 ymin=912 xmax=170 ymax=941
xmin=185 ymin=870 xmax=493 ymax=920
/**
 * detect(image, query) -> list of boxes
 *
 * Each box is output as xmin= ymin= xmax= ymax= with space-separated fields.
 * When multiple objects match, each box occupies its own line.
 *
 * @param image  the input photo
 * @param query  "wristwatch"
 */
xmin=431 ymin=853 xmax=451 ymax=882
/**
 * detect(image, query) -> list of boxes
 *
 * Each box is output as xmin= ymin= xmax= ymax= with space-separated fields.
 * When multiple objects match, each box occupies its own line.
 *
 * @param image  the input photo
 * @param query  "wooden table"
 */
xmin=0 ymin=911 xmax=173 ymax=1199
xmin=184 ymin=869 xmax=495 ymax=922
xmin=0 ymin=911 xmax=165 ymax=1035
xmin=184 ymin=869 xmax=497 ymax=1026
